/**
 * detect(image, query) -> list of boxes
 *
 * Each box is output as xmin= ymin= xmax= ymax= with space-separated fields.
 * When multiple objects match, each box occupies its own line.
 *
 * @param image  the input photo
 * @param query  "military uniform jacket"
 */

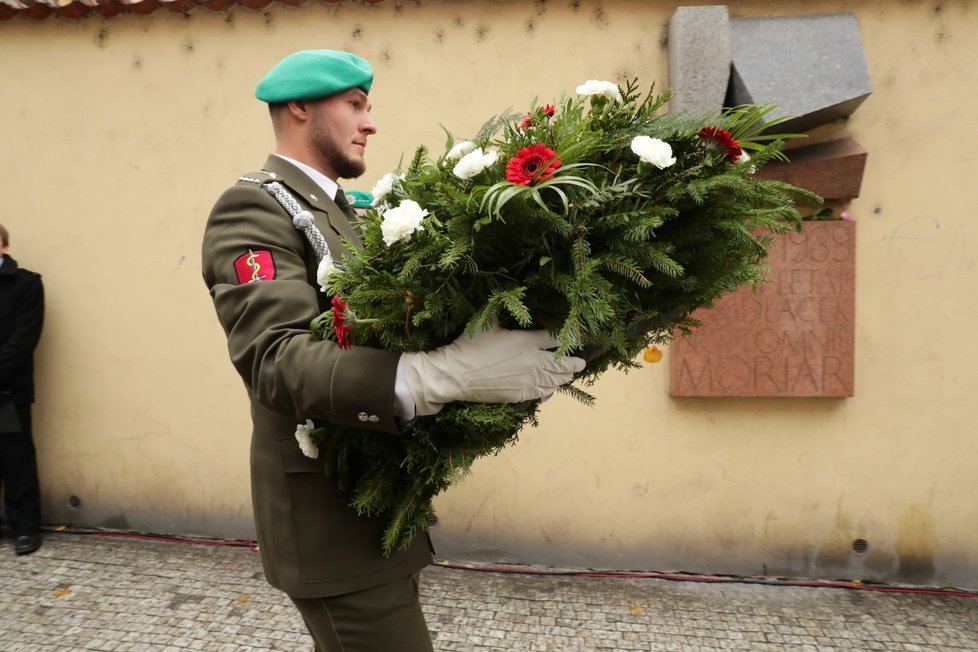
xmin=0 ymin=255 xmax=44 ymax=405
xmin=201 ymin=155 xmax=432 ymax=598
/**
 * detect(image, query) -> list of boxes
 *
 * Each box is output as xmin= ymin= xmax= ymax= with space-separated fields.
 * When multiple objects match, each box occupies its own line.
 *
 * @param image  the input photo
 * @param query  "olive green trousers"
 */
xmin=289 ymin=573 xmax=433 ymax=652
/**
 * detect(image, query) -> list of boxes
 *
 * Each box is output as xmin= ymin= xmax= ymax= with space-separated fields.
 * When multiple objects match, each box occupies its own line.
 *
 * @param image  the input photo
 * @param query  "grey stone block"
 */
xmin=668 ymin=6 xmax=731 ymax=117
xmin=728 ymin=13 xmax=872 ymax=132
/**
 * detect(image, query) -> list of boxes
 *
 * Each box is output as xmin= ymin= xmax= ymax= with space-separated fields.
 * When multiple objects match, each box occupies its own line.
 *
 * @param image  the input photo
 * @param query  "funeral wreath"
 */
xmin=299 ymin=79 xmax=819 ymax=555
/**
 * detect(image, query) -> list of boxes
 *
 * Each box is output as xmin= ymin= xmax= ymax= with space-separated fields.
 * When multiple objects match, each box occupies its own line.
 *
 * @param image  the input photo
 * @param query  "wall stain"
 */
xmin=94 ymin=28 xmax=108 ymax=48
xmin=593 ymin=4 xmax=608 ymax=28
xmin=224 ymin=12 xmax=234 ymax=27
xmin=815 ymin=503 xmax=856 ymax=570
xmin=132 ymin=56 xmax=142 ymax=71
xmin=475 ymin=24 xmax=490 ymax=42
xmin=99 ymin=512 xmax=131 ymax=531
xmin=351 ymin=25 xmax=363 ymax=40
xmin=263 ymin=12 xmax=274 ymax=28
xmin=434 ymin=28 xmax=445 ymax=43
xmin=815 ymin=525 xmax=853 ymax=569
xmin=381 ymin=49 xmax=392 ymax=64
xmin=453 ymin=16 xmax=464 ymax=28
xmin=895 ymin=505 xmax=937 ymax=584
xmin=183 ymin=37 xmax=197 ymax=54
xmin=526 ymin=20 xmax=535 ymax=34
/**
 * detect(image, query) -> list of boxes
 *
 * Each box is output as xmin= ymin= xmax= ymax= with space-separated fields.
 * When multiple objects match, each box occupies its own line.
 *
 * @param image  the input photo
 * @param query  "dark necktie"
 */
xmin=334 ymin=188 xmax=359 ymax=221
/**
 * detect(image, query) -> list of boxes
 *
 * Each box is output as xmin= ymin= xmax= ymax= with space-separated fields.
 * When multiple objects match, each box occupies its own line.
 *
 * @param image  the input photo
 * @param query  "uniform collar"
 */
xmin=0 ymin=254 xmax=16 ymax=276
xmin=268 ymin=154 xmax=339 ymax=201
xmin=260 ymin=155 xmax=363 ymax=248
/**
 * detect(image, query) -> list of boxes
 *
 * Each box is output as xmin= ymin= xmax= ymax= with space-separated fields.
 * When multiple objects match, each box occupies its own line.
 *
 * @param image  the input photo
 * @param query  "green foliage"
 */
xmin=310 ymin=80 xmax=820 ymax=555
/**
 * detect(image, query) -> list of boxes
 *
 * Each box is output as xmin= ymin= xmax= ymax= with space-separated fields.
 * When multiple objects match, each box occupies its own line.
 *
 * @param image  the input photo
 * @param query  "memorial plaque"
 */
xmin=670 ymin=221 xmax=855 ymax=397
xmin=755 ymin=137 xmax=868 ymax=201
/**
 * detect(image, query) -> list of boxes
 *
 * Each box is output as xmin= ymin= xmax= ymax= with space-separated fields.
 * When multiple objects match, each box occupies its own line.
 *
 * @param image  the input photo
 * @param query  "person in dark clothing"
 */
xmin=0 ymin=223 xmax=44 ymax=556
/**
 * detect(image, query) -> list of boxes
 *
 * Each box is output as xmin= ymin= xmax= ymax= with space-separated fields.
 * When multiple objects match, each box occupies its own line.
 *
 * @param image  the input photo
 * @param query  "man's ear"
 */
xmin=287 ymin=100 xmax=309 ymax=122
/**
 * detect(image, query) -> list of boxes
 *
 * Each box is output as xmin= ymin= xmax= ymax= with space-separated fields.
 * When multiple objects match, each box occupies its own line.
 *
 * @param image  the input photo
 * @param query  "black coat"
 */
xmin=0 ymin=255 xmax=44 ymax=404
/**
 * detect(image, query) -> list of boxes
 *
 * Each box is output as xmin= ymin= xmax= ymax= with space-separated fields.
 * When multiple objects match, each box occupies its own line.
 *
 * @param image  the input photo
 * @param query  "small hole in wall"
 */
xmin=68 ymin=495 xmax=82 ymax=510
xmin=852 ymin=538 xmax=869 ymax=554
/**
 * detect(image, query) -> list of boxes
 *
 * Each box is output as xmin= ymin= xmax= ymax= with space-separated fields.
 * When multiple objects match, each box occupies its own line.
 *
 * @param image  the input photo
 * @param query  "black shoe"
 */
xmin=14 ymin=534 xmax=41 ymax=556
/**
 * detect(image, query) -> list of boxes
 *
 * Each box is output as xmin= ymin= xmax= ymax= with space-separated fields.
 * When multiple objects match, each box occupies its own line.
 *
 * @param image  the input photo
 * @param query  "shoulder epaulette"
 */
xmin=237 ymin=172 xmax=271 ymax=186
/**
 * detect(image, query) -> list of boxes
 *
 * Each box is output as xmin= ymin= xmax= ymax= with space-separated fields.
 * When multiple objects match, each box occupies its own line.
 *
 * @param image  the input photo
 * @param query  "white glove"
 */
xmin=399 ymin=326 xmax=586 ymax=417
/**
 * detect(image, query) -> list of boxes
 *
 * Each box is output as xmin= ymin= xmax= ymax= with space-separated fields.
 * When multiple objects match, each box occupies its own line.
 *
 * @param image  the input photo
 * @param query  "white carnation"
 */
xmin=381 ymin=199 xmax=429 ymax=246
xmin=575 ymin=79 xmax=622 ymax=102
xmin=452 ymin=147 xmax=498 ymax=180
xmin=294 ymin=419 xmax=319 ymax=459
xmin=630 ymin=136 xmax=676 ymax=169
xmin=316 ymin=254 xmax=336 ymax=293
xmin=446 ymin=140 xmax=477 ymax=161
xmin=736 ymin=152 xmax=756 ymax=173
xmin=370 ymin=172 xmax=402 ymax=206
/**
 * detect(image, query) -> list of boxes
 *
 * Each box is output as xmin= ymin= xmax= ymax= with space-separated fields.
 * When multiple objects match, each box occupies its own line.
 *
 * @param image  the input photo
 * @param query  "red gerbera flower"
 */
xmin=698 ymin=126 xmax=743 ymax=163
xmin=505 ymin=144 xmax=561 ymax=186
xmin=542 ymin=104 xmax=556 ymax=118
xmin=519 ymin=114 xmax=534 ymax=130
xmin=331 ymin=294 xmax=352 ymax=349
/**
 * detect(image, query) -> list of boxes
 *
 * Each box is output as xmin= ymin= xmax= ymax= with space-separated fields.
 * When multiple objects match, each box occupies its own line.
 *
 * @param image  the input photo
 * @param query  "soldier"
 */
xmin=201 ymin=50 xmax=583 ymax=651
xmin=0 ymin=223 xmax=45 ymax=557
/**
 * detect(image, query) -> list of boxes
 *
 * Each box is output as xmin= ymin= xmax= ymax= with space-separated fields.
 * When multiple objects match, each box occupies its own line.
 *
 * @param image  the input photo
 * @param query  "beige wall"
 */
xmin=2 ymin=0 xmax=976 ymax=587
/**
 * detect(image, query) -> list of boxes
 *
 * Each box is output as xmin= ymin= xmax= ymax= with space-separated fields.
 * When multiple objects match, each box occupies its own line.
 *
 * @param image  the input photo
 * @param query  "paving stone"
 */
xmin=728 ymin=13 xmax=872 ymax=132
xmin=667 ymin=5 xmax=731 ymax=117
xmin=1 ymin=533 xmax=977 ymax=650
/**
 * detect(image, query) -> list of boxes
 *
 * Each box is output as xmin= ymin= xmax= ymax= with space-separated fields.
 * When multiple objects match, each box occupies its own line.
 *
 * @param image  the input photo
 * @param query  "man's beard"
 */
xmin=313 ymin=129 xmax=365 ymax=180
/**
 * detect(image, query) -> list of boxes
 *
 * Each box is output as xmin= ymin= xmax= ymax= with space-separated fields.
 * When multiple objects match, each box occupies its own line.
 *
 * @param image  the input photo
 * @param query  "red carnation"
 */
xmin=698 ymin=126 xmax=743 ymax=163
xmin=505 ymin=144 xmax=561 ymax=186
xmin=542 ymin=104 xmax=556 ymax=117
xmin=331 ymin=294 xmax=352 ymax=350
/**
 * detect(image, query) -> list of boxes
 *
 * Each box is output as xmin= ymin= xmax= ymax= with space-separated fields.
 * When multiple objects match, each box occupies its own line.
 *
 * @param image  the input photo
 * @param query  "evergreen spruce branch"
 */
xmin=597 ymin=254 xmax=653 ymax=288
xmin=351 ymin=465 xmax=400 ymax=517
xmin=753 ymin=179 xmax=822 ymax=208
xmin=380 ymin=481 xmax=428 ymax=555
xmin=641 ymin=244 xmax=685 ymax=277
xmin=556 ymin=383 xmax=596 ymax=406
xmin=463 ymin=286 xmax=530 ymax=335
xmin=556 ymin=302 xmax=584 ymax=356
xmin=407 ymin=145 xmax=429 ymax=175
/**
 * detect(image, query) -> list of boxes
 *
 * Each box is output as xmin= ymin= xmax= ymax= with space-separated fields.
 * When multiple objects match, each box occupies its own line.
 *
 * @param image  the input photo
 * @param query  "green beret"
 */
xmin=256 ymin=50 xmax=373 ymax=103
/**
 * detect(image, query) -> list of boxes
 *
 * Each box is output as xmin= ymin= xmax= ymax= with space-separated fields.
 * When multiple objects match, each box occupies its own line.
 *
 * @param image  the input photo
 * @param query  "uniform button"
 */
xmin=357 ymin=412 xmax=369 ymax=422
xmin=368 ymin=414 xmax=380 ymax=423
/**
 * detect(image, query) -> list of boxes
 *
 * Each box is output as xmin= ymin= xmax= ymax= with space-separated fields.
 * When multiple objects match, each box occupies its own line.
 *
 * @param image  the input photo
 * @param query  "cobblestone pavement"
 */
xmin=1 ymin=532 xmax=977 ymax=651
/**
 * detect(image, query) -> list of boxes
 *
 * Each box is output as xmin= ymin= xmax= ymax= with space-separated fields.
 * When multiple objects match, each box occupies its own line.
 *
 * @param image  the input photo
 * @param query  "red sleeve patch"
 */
xmin=234 ymin=250 xmax=276 ymax=284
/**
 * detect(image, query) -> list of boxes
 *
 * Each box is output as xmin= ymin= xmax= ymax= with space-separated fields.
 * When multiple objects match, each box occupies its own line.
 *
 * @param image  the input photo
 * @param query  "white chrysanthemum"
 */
xmin=446 ymin=140 xmax=477 ymax=161
xmin=370 ymin=172 xmax=402 ymax=206
xmin=381 ymin=199 xmax=429 ymax=246
xmin=316 ymin=255 xmax=336 ymax=293
xmin=294 ymin=419 xmax=319 ymax=459
xmin=630 ymin=136 xmax=676 ymax=169
xmin=575 ymin=80 xmax=622 ymax=102
xmin=452 ymin=147 xmax=498 ymax=180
